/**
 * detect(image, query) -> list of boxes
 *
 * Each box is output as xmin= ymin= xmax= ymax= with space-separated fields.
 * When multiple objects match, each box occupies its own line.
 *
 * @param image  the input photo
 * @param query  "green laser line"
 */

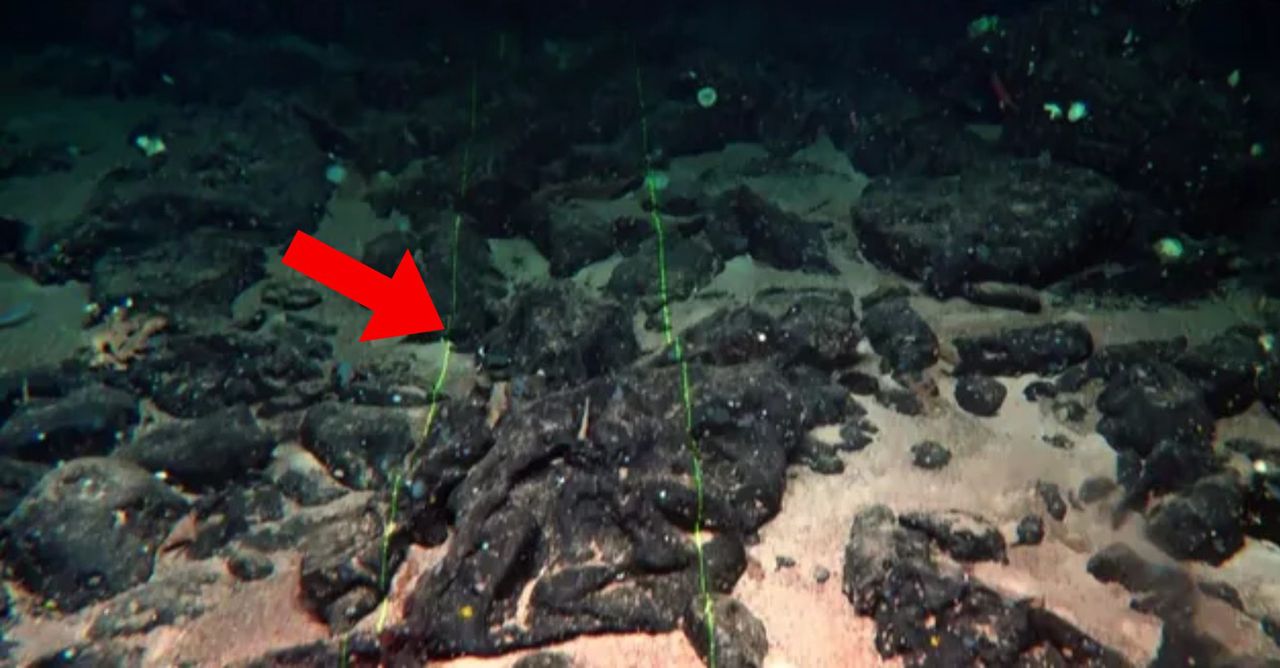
xmin=632 ymin=52 xmax=718 ymax=667
xmin=367 ymin=61 xmax=480 ymax=642
xmin=343 ymin=47 xmax=715 ymax=666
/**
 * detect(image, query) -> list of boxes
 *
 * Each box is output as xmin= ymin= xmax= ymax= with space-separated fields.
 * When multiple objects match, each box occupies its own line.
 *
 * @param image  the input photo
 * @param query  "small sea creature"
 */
xmin=485 ymin=380 xmax=510 ymax=429
xmin=989 ymin=72 xmax=1019 ymax=112
xmin=576 ymin=396 xmax=591 ymax=442
xmin=89 ymin=308 xmax=167 ymax=369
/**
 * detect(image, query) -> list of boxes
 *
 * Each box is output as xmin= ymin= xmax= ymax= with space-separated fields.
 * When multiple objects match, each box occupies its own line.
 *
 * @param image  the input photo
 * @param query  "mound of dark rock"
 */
xmin=898 ymin=509 xmax=1006 ymax=563
xmin=606 ymin=236 xmax=721 ymax=302
xmin=362 ymin=221 xmax=497 ymax=346
xmin=1115 ymin=438 xmax=1220 ymax=516
xmin=27 ymin=98 xmax=330 ymax=286
xmin=682 ymin=594 xmax=768 ymax=668
xmin=777 ymin=294 xmax=862 ymax=369
xmin=995 ymin=3 xmax=1278 ymax=233
xmin=861 ymin=297 xmax=938 ymax=374
xmin=1085 ymin=337 xmax=1187 ymax=381
xmin=299 ymin=402 xmax=415 ymax=491
xmin=1145 ymin=474 xmax=1244 ymax=565
xmin=1173 ymin=327 xmax=1272 ymax=418
xmin=854 ymin=159 xmax=1134 ymax=298
xmin=373 ymin=360 xmax=853 ymax=658
xmin=129 ymin=323 xmax=331 ymax=419
xmin=90 ymin=230 xmax=266 ymax=319
xmin=0 ymin=367 xmax=81 ymax=423
xmin=1 ymin=457 xmax=187 ymax=611
xmin=842 ymin=505 xmax=1126 ymax=665
xmin=1096 ymin=362 xmax=1214 ymax=458
xmin=1095 ymin=360 xmax=1227 ymax=530
xmin=953 ymin=322 xmax=1093 ymax=377
xmin=540 ymin=201 xmax=625 ymax=277
xmin=184 ymin=483 xmax=286 ymax=560
xmin=115 ymin=405 xmax=275 ymax=489
xmin=480 ymin=282 xmax=639 ymax=388
xmin=683 ymin=306 xmax=778 ymax=366
xmin=0 ymin=384 xmax=138 ymax=463
xmin=683 ymin=294 xmax=862 ymax=374
xmin=709 ymin=186 xmax=836 ymax=274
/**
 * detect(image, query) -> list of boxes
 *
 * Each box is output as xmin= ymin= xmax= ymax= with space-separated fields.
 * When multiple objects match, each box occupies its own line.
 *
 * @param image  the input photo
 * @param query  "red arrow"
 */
xmin=281 ymin=230 xmax=444 ymax=341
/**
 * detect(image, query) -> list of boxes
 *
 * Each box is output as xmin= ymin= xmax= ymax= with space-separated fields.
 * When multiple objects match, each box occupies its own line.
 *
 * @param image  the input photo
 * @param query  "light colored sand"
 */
xmin=432 ymin=632 xmax=702 ymax=668
xmin=0 ymin=90 xmax=129 ymax=373
xmin=142 ymin=554 xmax=330 ymax=667
xmin=740 ymin=372 xmax=1164 ymax=667
xmin=0 ymin=91 xmax=163 ymax=239
xmin=5 ymin=553 xmax=328 ymax=667
xmin=231 ymin=191 xmax=405 ymax=360
xmin=0 ymin=264 xmax=90 ymax=372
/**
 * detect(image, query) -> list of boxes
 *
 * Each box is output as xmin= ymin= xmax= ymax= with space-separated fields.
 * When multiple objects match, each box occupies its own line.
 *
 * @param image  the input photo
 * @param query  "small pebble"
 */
xmin=1023 ymin=381 xmax=1057 ymax=400
xmin=1041 ymin=434 xmax=1074 ymax=450
xmin=1015 ymin=515 xmax=1045 ymax=545
xmin=1036 ymin=480 xmax=1068 ymax=521
xmin=911 ymin=440 xmax=952 ymax=470
xmin=838 ymin=421 xmax=873 ymax=452
xmin=955 ymin=375 xmax=1007 ymax=417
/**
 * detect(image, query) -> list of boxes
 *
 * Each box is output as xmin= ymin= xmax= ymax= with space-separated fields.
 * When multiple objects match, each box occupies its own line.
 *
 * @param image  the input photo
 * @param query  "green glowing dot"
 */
xmin=325 ymin=163 xmax=348 ymax=185
xmin=1042 ymin=102 xmax=1063 ymax=121
xmin=1250 ymin=142 xmax=1265 ymax=158
xmin=133 ymin=134 xmax=166 ymax=158
xmin=1067 ymin=101 xmax=1089 ymax=123
xmin=644 ymin=170 xmax=670 ymax=191
xmin=696 ymin=86 xmax=718 ymax=109
xmin=1153 ymin=236 xmax=1185 ymax=262
xmin=968 ymin=15 xmax=1000 ymax=39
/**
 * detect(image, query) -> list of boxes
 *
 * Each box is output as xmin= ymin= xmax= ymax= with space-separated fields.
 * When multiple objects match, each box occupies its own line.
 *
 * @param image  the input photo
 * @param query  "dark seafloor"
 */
xmin=1 ymin=1 xmax=1279 ymax=666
